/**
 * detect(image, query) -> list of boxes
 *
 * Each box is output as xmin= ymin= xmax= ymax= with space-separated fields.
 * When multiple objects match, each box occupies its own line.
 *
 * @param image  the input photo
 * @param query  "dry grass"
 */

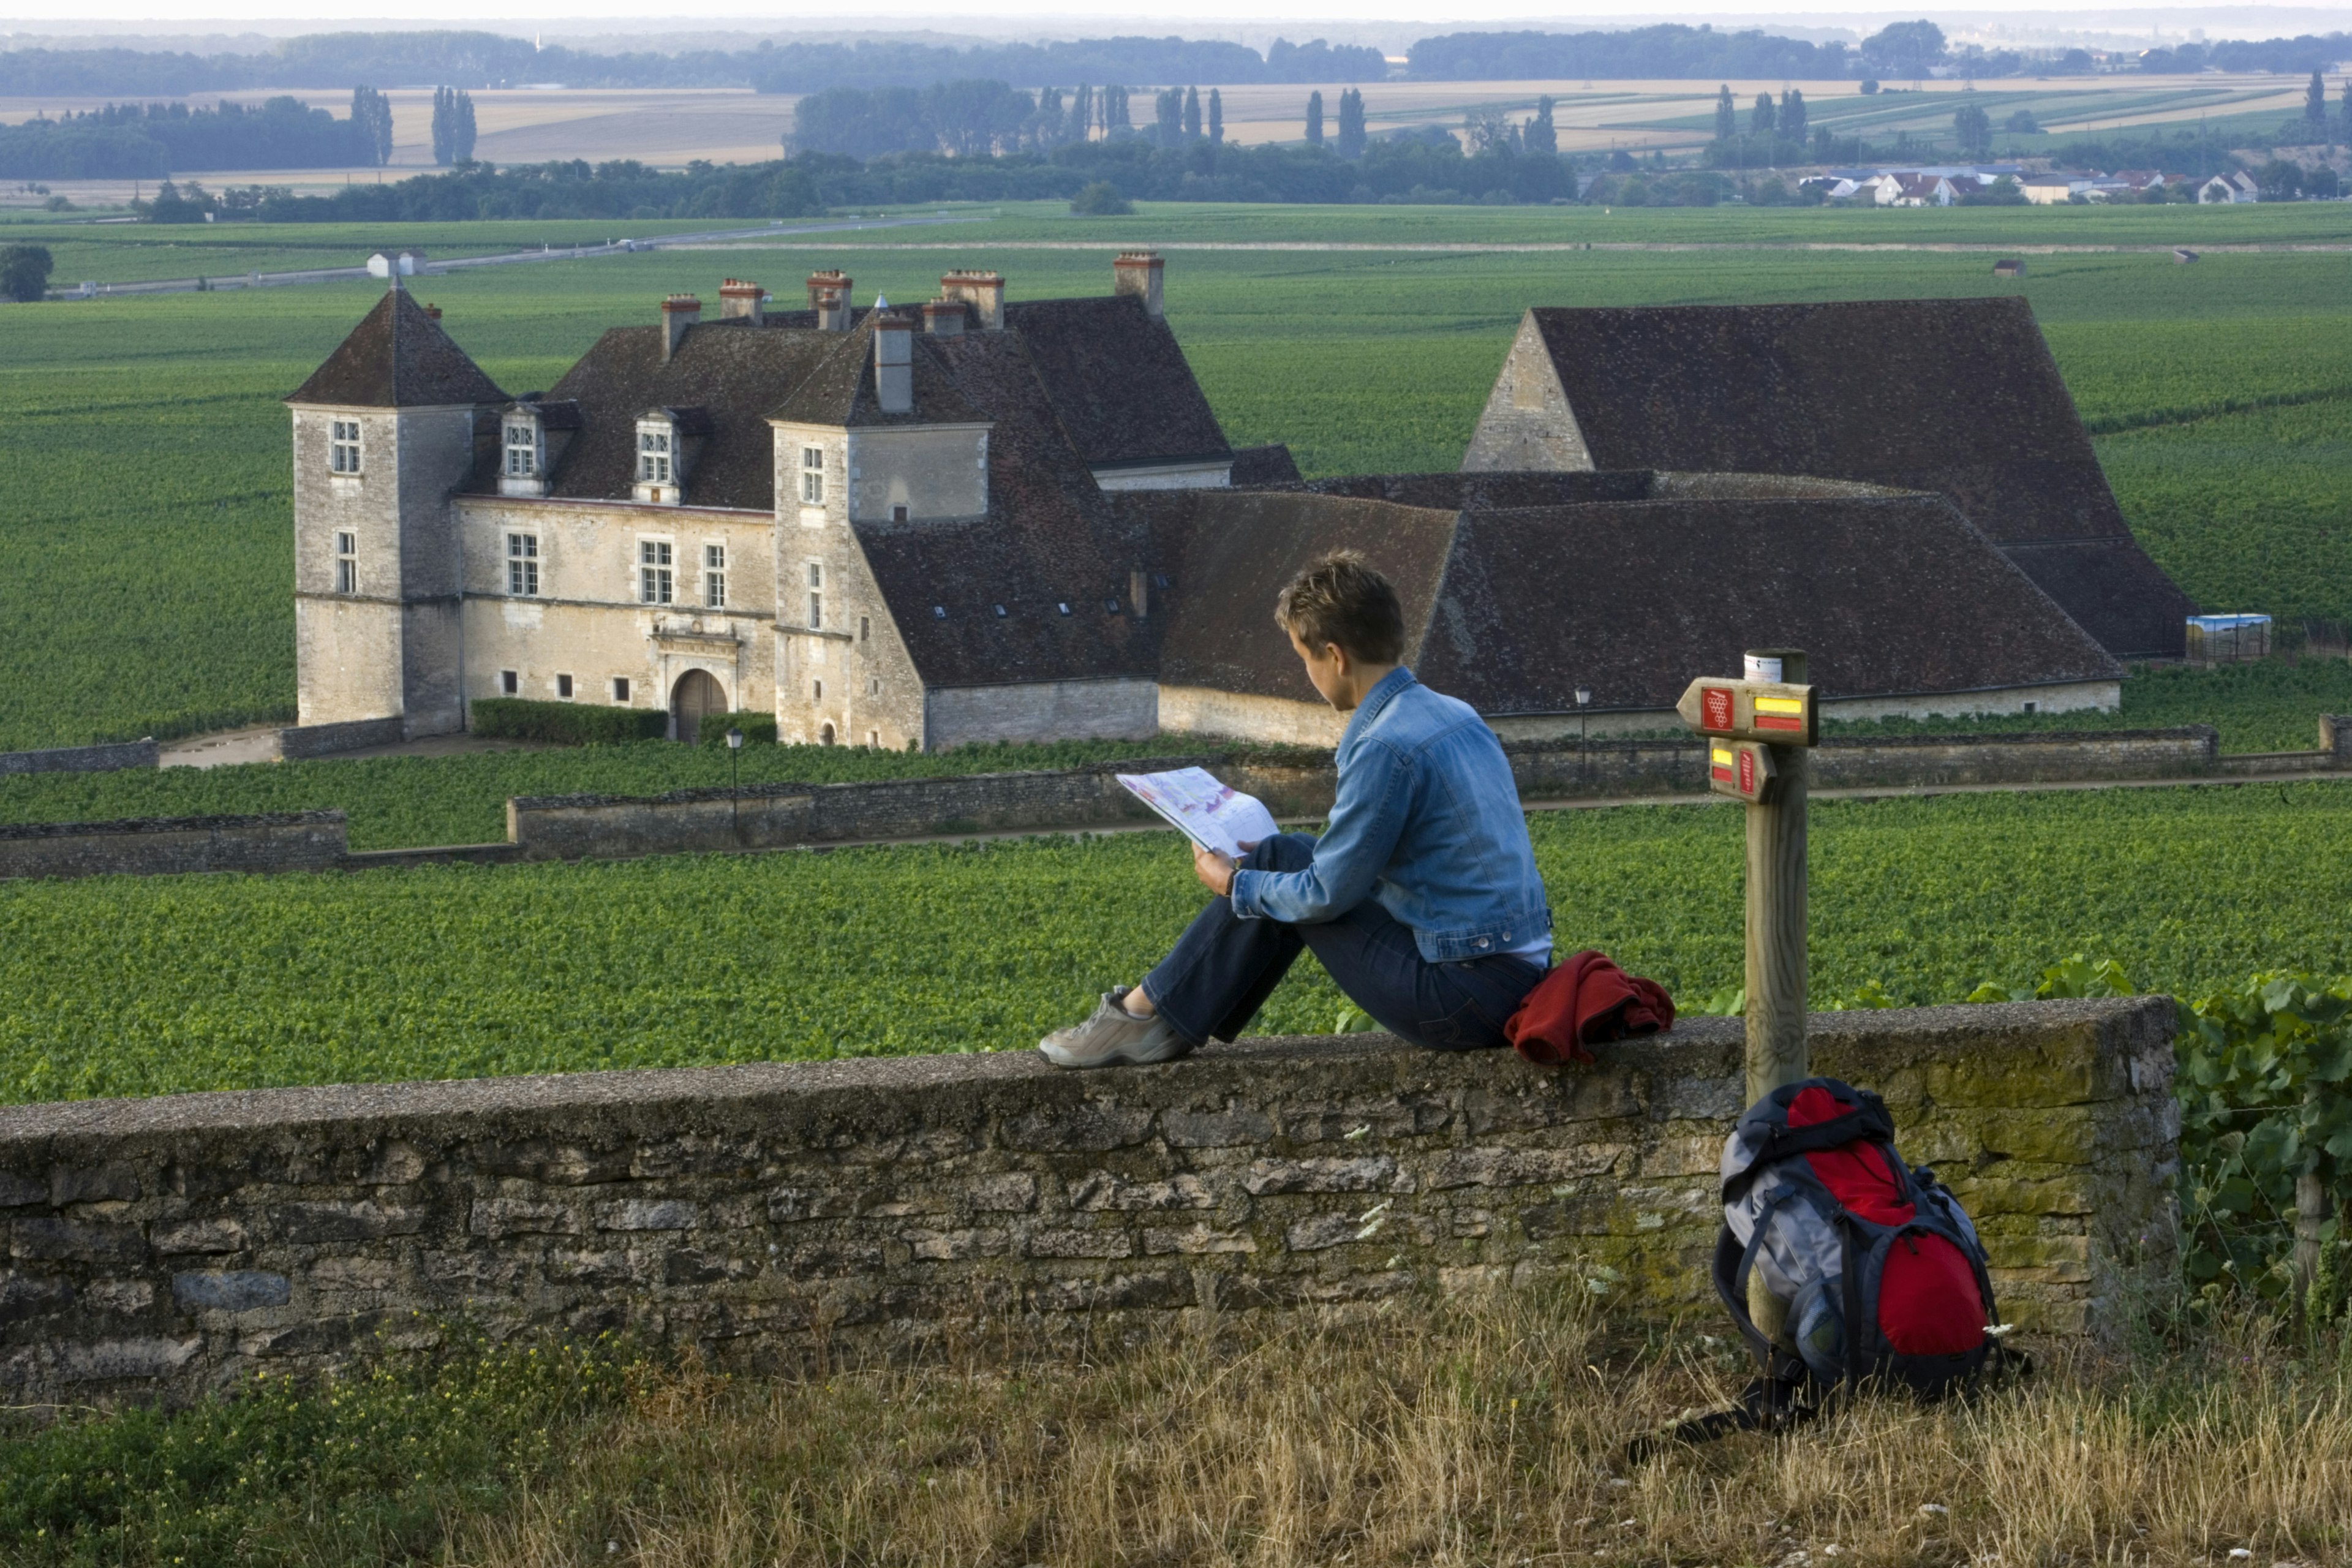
xmin=435 ymin=1290 xmax=2352 ymax=1568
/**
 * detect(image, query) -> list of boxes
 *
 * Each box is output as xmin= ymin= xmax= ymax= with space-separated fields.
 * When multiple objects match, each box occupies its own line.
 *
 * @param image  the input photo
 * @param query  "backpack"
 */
xmin=1705 ymin=1077 xmax=2006 ymax=1429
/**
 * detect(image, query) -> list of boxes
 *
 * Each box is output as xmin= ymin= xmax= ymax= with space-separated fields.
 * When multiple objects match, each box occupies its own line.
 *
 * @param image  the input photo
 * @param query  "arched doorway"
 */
xmin=671 ymin=668 xmax=726 ymax=745
xmin=818 ymin=722 xmax=837 ymax=747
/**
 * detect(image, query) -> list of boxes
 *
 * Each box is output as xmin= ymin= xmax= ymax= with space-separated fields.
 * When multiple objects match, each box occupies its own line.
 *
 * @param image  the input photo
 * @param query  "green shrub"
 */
xmin=469 ymin=698 xmax=667 ymax=746
xmin=697 ymin=710 xmax=778 ymax=748
xmin=1070 ymin=181 xmax=1133 ymax=216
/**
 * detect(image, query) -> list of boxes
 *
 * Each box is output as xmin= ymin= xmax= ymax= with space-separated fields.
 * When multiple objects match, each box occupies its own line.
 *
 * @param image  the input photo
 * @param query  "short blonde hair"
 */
xmin=1274 ymin=551 xmax=1405 ymax=664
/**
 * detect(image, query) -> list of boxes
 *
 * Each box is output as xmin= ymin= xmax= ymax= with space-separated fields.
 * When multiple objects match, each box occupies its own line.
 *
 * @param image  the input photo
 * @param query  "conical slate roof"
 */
xmin=286 ymin=285 xmax=507 ymax=408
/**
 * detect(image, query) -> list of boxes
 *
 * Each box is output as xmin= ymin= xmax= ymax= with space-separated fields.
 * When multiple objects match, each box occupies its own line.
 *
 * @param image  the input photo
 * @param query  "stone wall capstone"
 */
xmin=0 ymin=998 xmax=2176 ymax=1408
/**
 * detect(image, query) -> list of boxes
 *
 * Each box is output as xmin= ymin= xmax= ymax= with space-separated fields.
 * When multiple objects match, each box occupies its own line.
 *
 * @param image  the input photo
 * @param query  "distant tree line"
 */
xmin=0 ymin=92 xmax=382 ymax=179
xmin=747 ymin=36 xmax=1384 ymax=92
xmin=9 ymin=22 xmax=2342 ymax=102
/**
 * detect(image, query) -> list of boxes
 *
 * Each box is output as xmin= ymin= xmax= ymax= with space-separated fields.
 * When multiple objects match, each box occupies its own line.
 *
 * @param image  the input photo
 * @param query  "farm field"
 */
xmin=0 ymin=779 xmax=2346 ymax=1104
xmin=2 ymin=204 xmax=2350 ymax=756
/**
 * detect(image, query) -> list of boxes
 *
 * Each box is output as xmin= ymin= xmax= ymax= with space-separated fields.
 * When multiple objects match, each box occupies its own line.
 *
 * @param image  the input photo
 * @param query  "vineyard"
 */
xmin=2 ymin=203 xmax=2348 ymax=750
xmin=1 ymin=778 xmax=2346 ymax=1104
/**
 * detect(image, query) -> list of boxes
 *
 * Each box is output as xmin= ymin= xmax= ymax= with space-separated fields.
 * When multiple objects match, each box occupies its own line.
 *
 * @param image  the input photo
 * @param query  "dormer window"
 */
xmin=504 ymin=423 xmax=538 ymax=479
xmin=638 ymin=425 xmax=672 ymax=484
xmin=330 ymin=420 xmax=362 ymax=474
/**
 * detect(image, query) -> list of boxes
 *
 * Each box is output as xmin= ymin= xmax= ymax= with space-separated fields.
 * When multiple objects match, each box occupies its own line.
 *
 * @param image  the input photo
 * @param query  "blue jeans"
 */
xmin=1142 ymin=834 xmax=1548 ymax=1051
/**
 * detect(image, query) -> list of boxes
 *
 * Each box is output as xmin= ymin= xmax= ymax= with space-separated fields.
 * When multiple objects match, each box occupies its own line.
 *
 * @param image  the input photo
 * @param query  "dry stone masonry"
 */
xmin=0 ymin=998 xmax=2176 ymax=1407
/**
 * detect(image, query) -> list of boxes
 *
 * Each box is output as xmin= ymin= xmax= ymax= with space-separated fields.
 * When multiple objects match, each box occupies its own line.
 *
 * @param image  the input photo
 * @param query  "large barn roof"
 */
xmin=1496 ymin=298 xmax=2195 ymax=659
xmin=1131 ymin=480 xmax=2120 ymax=716
xmin=286 ymin=285 xmax=507 ymax=409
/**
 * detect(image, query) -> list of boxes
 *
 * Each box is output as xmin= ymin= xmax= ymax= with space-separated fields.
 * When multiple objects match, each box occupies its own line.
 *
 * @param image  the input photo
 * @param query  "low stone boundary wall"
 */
xmin=506 ymin=754 xmax=1338 ymax=861
xmin=510 ymin=728 xmax=2259 ymax=861
xmin=278 ymin=717 xmax=405 ymax=760
xmin=0 ymin=812 xmax=347 ymax=881
xmin=0 ymin=998 xmax=2174 ymax=1406
xmin=0 ymin=739 xmax=158 ymax=778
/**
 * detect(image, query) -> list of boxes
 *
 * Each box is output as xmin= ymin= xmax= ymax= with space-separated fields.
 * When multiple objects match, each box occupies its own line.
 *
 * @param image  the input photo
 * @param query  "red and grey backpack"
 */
xmin=1705 ymin=1077 xmax=2009 ymax=1430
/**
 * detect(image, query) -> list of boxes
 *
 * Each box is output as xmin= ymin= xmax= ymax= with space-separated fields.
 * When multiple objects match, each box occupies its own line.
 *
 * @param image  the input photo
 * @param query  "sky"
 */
xmin=6 ymin=1 xmax=2348 ymax=37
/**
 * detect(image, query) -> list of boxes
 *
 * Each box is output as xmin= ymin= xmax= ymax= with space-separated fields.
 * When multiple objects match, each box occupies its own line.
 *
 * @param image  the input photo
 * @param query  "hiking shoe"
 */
xmin=1038 ymin=989 xmax=1196 ymax=1069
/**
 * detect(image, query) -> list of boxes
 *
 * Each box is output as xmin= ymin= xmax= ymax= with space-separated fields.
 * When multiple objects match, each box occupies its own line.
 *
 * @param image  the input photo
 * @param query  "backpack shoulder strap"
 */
xmin=1722 ymin=1098 xmax=1897 ymax=1204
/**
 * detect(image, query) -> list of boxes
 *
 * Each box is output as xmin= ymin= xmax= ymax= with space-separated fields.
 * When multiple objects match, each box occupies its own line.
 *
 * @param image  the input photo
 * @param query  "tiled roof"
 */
xmin=1136 ymin=488 xmax=2119 ymax=715
xmin=529 ymin=323 xmax=838 ymax=511
xmin=1415 ymin=494 xmax=2122 ymax=715
xmin=1004 ymin=295 xmax=1231 ymax=467
xmin=1515 ymin=299 xmax=2196 ymax=657
xmin=858 ymin=330 xmax=1157 ymax=690
xmin=767 ymin=315 xmax=984 ymax=429
xmin=1228 ymin=444 xmax=1303 ymax=486
xmin=286 ymin=285 xmax=507 ymax=409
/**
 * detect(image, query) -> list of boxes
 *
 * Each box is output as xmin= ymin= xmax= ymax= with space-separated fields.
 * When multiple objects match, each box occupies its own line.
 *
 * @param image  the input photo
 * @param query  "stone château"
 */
xmin=288 ymin=257 xmax=2184 ymax=750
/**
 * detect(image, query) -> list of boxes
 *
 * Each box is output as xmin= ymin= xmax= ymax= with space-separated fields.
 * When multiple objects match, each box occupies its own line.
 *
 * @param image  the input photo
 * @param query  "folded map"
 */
xmin=1115 ymin=766 xmax=1281 ymax=859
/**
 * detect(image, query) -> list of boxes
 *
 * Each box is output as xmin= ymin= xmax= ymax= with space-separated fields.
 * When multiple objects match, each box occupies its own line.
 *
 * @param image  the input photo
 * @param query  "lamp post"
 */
xmin=725 ymin=726 xmax=744 ymax=843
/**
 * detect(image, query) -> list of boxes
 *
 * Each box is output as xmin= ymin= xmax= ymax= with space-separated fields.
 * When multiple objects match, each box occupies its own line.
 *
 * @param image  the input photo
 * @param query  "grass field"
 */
xmin=0 ymin=778 xmax=2344 ymax=1104
xmin=6 ymin=1288 xmax=2350 ymax=1567
xmin=2 ymin=202 xmax=2348 ymax=756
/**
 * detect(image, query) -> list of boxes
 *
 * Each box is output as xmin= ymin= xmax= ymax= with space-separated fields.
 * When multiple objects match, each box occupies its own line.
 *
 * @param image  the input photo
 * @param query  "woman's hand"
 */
xmin=1193 ymin=842 xmax=1238 ymax=897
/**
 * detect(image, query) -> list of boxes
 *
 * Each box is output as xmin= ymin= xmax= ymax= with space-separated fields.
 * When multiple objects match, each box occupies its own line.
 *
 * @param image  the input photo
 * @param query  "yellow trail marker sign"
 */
xmin=1707 ymin=739 xmax=1779 ymax=804
xmin=1675 ymin=676 xmax=1819 ymax=747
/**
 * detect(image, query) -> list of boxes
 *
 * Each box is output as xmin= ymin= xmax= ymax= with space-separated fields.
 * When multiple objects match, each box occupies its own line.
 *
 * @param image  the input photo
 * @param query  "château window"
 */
xmin=503 ymin=423 xmax=538 ymax=478
xmin=557 ymin=673 xmax=573 ymax=699
xmin=859 ymin=614 xmax=870 ymax=643
xmin=334 ymin=530 xmax=357 ymax=594
xmin=703 ymin=543 xmax=726 ymax=609
xmin=639 ymin=540 xmax=673 ymax=605
xmin=807 ymin=562 xmax=823 ymax=629
xmin=801 ymin=447 xmax=824 ymax=504
xmin=330 ymin=419 xmax=362 ymax=474
xmin=500 ymin=669 xmax=519 ymax=695
xmin=612 ymin=677 xmax=631 ymax=702
xmin=638 ymin=427 xmax=672 ymax=485
xmin=506 ymin=532 xmax=539 ymax=596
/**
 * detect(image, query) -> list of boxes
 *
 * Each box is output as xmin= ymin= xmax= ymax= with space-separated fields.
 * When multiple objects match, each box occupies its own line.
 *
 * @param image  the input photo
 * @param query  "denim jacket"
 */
xmin=1228 ymin=668 xmax=1552 ymax=963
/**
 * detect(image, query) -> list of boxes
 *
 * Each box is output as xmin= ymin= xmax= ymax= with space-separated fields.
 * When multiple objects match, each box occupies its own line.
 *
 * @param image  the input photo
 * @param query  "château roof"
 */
xmin=1130 ymin=481 xmax=2121 ymax=715
xmin=286 ymin=285 xmax=507 ymax=409
xmin=1506 ymin=298 xmax=2197 ymax=658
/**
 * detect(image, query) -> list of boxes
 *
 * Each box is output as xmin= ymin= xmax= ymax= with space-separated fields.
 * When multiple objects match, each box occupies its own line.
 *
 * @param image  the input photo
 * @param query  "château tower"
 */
xmin=285 ymin=284 xmax=507 ymax=736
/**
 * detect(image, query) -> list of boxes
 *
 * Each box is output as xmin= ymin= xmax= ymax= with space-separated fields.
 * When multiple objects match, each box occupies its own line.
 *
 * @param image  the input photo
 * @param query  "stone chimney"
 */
xmin=661 ymin=294 xmax=700 ymax=361
xmin=874 ymin=314 xmax=914 ymax=415
xmin=1113 ymin=252 xmax=1163 ymax=320
xmin=423 ymin=303 xmax=443 ymax=321
xmin=922 ymin=299 xmax=965 ymax=337
xmin=940 ymin=270 xmax=1005 ymax=331
xmin=807 ymin=270 xmax=853 ymax=331
xmin=718 ymin=277 xmax=764 ymax=324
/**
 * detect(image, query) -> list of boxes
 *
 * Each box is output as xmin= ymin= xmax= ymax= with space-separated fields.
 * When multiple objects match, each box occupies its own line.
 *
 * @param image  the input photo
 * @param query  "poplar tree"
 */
xmin=1208 ymin=88 xmax=1224 ymax=145
xmin=1072 ymin=84 xmax=1093 ymax=141
xmin=1714 ymin=84 xmax=1735 ymax=141
xmin=1183 ymin=85 xmax=1202 ymax=138
xmin=1336 ymin=88 xmax=1366 ymax=157
xmin=350 ymin=85 xmax=393 ymax=166
xmin=432 ymin=86 xmax=454 ymax=165
xmin=1524 ymin=94 xmax=1557 ymax=153
xmin=1751 ymin=92 xmax=1776 ymax=137
xmin=1779 ymin=88 xmax=1807 ymax=148
xmin=2308 ymin=69 xmax=2328 ymax=124
xmin=1306 ymin=89 xmax=1325 ymax=148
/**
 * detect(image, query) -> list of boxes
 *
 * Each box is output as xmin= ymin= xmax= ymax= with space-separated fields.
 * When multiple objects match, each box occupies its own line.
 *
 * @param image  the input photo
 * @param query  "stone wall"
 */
xmin=278 ymin=717 xmax=405 ymax=760
xmin=0 ymin=739 xmax=158 ymax=778
xmin=507 ymin=727 xmax=2253 ymax=862
xmin=0 ymin=998 xmax=2175 ymax=1408
xmin=0 ymin=812 xmax=347 ymax=881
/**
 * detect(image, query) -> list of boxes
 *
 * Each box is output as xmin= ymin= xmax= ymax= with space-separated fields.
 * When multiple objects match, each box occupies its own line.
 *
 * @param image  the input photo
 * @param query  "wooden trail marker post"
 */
xmin=1676 ymin=647 xmax=1817 ymax=1349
